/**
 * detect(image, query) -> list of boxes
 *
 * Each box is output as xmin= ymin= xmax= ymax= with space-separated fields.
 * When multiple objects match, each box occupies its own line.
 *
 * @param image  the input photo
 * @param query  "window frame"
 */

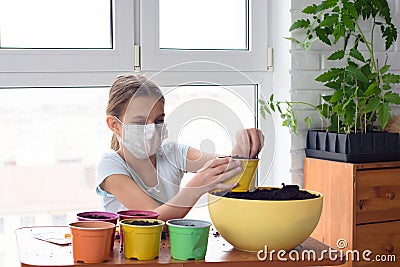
xmin=140 ymin=0 xmax=269 ymax=72
xmin=0 ymin=0 xmax=135 ymax=73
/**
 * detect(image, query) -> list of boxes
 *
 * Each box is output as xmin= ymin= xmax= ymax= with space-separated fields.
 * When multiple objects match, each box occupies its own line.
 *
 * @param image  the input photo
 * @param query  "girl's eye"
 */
xmin=156 ymin=119 xmax=164 ymax=124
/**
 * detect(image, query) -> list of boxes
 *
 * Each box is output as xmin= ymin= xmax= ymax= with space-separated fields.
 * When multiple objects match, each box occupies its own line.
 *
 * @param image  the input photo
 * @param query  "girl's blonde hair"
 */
xmin=106 ymin=74 xmax=165 ymax=150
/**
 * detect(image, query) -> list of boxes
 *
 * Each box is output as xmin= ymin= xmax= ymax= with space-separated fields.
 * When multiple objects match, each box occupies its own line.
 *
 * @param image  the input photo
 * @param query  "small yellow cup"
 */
xmin=120 ymin=219 xmax=165 ymax=260
xmin=225 ymin=159 xmax=259 ymax=192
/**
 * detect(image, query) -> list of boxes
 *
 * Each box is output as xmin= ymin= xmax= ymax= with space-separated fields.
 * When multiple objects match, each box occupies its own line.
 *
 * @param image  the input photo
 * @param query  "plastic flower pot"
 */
xmin=166 ymin=219 xmax=211 ymax=260
xmin=117 ymin=210 xmax=159 ymax=248
xmin=117 ymin=210 xmax=159 ymax=220
xmin=224 ymin=159 xmax=259 ymax=192
xmin=120 ymin=219 xmax=165 ymax=260
xmin=69 ymin=221 xmax=115 ymax=263
xmin=76 ymin=211 xmax=119 ymax=250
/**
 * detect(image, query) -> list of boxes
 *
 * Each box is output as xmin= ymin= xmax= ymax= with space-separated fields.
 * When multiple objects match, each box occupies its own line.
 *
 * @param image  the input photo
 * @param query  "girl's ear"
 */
xmin=106 ymin=115 xmax=121 ymax=134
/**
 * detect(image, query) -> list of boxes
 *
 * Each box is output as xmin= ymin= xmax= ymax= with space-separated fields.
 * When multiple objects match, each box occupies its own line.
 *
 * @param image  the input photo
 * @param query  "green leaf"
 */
xmin=384 ymin=92 xmax=400 ymax=104
xmin=377 ymin=102 xmax=391 ymax=130
xmin=333 ymin=103 xmax=345 ymax=116
xmin=316 ymin=68 xmax=343 ymax=82
xmin=269 ymin=102 xmax=275 ymax=112
xmin=383 ymin=84 xmax=391 ymax=90
xmin=285 ymin=37 xmax=300 ymax=44
xmin=371 ymin=0 xmax=383 ymax=9
xmin=276 ymin=103 xmax=283 ymax=114
xmin=327 ymin=50 xmax=345 ymax=60
xmin=260 ymin=107 xmax=266 ymax=119
xmin=315 ymin=28 xmax=332 ymax=45
xmin=379 ymin=65 xmax=391 ymax=74
xmin=342 ymin=14 xmax=355 ymax=31
xmin=289 ymin=19 xmax=310 ymax=32
xmin=346 ymin=65 xmax=369 ymax=82
xmin=364 ymin=97 xmax=381 ymax=113
xmin=349 ymin=48 xmax=365 ymax=62
xmin=322 ymin=95 xmax=333 ymax=102
xmin=333 ymin=23 xmax=344 ymax=43
xmin=304 ymin=117 xmax=312 ymax=128
xmin=270 ymin=94 xmax=274 ymax=102
xmin=345 ymin=106 xmax=356 ymax=125
xmin=323 ymin=0 xmax=339 ymax=9
xmin=325 ymin=81 xmax=341 ymax=89
xmin=320 ymin=14 xmax=339 ymax=27
xmin=302 ymin=4 xmax=319 ymax=14
xmin=382 ymin=73 xmax=400 ymax=84
xmin=364 ymin=82 xmax=379 ymax=96
xmin=344 ymin=1 xmax=358 ymax=18
xmin=329 ymin=90 xmax=343 ymax=103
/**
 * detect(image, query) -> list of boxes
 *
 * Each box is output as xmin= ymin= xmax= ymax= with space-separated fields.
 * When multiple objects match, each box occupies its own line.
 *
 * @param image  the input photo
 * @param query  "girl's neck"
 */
xmin=117 ymin=148 xmax=157 ymax=167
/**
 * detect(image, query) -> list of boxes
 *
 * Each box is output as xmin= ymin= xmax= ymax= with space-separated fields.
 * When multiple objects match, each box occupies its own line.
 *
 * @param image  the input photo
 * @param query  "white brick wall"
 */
xmin=289 ymin=0 xmax=400 ymax=184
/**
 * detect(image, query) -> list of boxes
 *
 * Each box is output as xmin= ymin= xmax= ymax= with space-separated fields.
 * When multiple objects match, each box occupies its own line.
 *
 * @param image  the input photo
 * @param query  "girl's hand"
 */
xmin=186 ymin=157 xmax=242 ymax=194
xmin=232 ymin=128 xmax=264 ymax=159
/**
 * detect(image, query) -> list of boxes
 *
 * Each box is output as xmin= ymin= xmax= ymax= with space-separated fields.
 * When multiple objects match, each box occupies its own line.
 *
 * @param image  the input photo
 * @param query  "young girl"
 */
xmin=96 ymin=74 xmax=264 ymax=221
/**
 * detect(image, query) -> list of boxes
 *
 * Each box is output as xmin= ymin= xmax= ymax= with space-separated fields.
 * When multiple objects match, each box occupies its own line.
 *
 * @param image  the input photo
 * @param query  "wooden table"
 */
xmin=16 ymin=226 xmax=345 ymax=267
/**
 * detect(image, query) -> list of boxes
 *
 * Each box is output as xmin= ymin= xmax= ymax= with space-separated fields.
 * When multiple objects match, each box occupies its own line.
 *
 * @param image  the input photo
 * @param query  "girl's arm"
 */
xmin=100 ymin=157 xmax=241 ymax=221
xmin=186 ymin=128 xmax=264 ymax=173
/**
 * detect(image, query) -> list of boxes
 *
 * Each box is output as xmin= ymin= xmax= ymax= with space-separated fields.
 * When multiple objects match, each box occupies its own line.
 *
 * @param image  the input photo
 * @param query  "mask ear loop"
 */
xmin=113 ymin=116 xmax=124 ymax=125
xmin=113 ymin=116 xmax=124 ymax=141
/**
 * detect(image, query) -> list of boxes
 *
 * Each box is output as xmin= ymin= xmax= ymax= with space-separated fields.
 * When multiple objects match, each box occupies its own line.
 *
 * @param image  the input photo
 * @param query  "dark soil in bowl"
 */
xmin=80 ymin=215 xmax=110 ymax=219
xmin=124 ymin=220 xmax=160 ymax=226
xmin=221 ymin=184 xmax=319 ymax=200
xmin=219 ymin=155 xmax=258 ymax=160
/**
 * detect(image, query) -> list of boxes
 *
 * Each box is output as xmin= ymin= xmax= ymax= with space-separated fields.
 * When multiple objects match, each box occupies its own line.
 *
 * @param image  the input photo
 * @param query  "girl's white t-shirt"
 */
xmin=96 ymin=142 xmax=190 ymax=212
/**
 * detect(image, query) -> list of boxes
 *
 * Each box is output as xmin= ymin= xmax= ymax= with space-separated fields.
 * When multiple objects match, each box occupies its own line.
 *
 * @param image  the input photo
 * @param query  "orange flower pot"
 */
xmin=69 ymin=221 xmax=115 ymax=263
xmin=76 ymin=211 xmax=119 ymax=250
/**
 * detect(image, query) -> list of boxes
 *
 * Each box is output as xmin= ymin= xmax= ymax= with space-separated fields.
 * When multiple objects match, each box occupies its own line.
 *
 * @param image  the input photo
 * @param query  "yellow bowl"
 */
xmin=208 ymin=187 xmax=323 ymax=251
xmin=224 ymin=159 xmax=259 ymax=192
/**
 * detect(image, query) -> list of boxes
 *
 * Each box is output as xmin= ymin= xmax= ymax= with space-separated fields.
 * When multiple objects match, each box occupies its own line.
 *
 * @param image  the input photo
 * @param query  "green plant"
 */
xmin=261 ymin=0 xmax=400 ymax=134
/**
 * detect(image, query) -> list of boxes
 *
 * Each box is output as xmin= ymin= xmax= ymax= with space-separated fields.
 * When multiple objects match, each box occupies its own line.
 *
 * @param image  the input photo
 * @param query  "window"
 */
xmin=0 ymin=0 xmax=111 ymax=49
xmin=0 ymin=87 xmax=108 ymax=223
xmin=140 ymin=0 xmax=269 ymax=71
xmin=162 ymin=84 xmax=257 ymax=155
xmin=0 ymin=0 xmax=135 ymax=72
xmin=159 ymin=0 xmax=248 ymax=50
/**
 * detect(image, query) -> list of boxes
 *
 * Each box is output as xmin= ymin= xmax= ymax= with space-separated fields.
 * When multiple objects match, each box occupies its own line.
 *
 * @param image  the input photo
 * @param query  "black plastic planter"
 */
xmin=305 ymin=130 xmax=400 ymax=163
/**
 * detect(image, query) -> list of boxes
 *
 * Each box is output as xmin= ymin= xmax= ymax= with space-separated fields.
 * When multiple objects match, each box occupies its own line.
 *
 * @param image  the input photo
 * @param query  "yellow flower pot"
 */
xmin=120 ymin=219 xmax=165 ymax=260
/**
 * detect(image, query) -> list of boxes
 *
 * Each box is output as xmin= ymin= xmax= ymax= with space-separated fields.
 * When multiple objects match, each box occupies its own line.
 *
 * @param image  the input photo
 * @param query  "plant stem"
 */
xmin=278 ymin=101 xmax=318 ymax=110
xmin=355 ymin=21 xmax=379 ymax=75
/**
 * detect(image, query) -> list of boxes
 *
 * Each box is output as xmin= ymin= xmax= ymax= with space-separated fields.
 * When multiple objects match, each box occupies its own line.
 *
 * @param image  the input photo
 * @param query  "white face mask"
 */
xmin=115 ymin=117 xmax=168 ymax=159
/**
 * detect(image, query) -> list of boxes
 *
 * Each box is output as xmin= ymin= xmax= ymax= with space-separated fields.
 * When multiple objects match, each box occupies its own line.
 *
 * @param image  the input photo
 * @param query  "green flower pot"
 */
xmin=166 ymin=219 xmax=211 ymax=260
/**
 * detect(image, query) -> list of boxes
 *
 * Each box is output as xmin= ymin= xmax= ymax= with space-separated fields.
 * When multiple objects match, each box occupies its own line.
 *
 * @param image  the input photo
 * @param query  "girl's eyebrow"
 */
xmin=128 ymin=113 xmax=165 ymax=120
